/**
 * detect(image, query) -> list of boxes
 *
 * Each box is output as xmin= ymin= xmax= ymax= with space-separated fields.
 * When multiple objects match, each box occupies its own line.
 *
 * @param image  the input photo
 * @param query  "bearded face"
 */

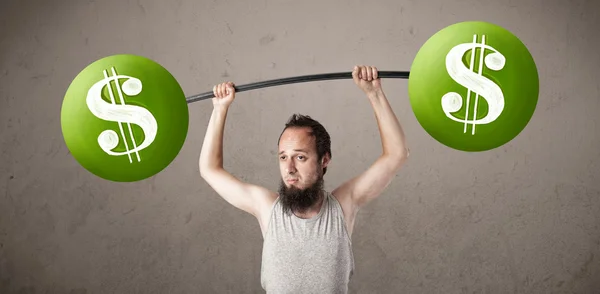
xmin=276 ymin=126 xmax=330 ymax=216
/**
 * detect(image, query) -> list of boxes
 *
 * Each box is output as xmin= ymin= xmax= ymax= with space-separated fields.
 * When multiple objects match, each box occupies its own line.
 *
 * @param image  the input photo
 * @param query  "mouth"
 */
xmin=286 ymin=179 xmax=298 ymax=184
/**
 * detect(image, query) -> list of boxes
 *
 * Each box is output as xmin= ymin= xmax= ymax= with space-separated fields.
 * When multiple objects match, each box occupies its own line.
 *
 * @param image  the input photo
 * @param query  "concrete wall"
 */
xmin=1 ymin=0 xmax=599 ymax=293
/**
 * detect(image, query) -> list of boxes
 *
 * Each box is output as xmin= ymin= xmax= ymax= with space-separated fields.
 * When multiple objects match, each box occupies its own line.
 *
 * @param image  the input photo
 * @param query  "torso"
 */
xmin=259 ymin=191 xmax=355 ymax=293
xmin=256 ymin=190 xmax=358 ymax=239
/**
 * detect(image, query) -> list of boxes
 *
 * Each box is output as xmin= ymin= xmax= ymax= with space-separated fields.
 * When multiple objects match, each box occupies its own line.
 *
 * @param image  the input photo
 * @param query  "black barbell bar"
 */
xmin=185 ymin=71 xmax=410 ymax=103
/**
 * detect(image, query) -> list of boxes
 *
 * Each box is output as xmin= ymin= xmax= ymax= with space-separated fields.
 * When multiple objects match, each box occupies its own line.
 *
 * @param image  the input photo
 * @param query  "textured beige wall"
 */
xmin=1 ymin=0 xmax=599 ymax=293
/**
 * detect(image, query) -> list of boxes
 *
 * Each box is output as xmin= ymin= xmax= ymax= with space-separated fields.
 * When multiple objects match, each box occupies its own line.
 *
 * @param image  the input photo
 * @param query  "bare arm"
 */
xmin=199 ymin=106 xmax=228 ymax=172
xmin=199 ymin=82 xmax=275 ymax=218
xmin=333 ymin=66 xmax=409 ymax=210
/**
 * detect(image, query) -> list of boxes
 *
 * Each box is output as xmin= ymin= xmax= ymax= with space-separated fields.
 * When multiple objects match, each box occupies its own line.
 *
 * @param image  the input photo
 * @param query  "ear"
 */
xmin=320 ymin=153 xmax=331 ymax=168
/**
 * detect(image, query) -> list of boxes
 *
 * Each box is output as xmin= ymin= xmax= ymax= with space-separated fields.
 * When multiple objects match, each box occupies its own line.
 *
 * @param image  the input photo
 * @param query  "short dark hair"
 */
xmin=277 ymin=114 xmax=332 ymax=175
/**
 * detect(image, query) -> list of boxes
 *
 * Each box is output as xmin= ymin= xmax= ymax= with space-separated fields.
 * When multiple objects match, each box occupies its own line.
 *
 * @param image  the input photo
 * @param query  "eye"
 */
xmin=297 ymin=155 xmax=305 ymax=160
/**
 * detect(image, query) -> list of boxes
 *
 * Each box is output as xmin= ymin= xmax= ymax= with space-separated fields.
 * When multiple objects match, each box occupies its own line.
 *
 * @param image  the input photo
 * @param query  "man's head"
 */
xmin=276 ymin=114 xmax=331 ymax=215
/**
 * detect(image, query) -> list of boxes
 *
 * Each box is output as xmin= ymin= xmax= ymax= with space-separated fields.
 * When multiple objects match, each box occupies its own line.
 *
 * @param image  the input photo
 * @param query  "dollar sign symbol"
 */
xmin=441 ymin=34 xmax=506 ymax=135
xmin=86 ymin=67 xmax=158 ymax=163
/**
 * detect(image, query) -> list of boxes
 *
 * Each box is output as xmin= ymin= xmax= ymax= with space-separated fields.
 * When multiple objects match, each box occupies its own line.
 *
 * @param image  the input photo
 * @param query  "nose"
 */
xmin=286 ymin=161 xmax=296 ymax=174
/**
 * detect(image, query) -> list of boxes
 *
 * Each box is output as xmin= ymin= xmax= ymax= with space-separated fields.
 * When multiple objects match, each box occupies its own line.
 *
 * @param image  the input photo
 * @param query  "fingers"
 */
xmin=225 ymin=81 xmax=234 ymax=95
xmin=212 ymin=82 xmax=235 ymax=97
xmin=353 ymin=65 xmax=378 ymax=81
xmin=352 ymin=65 xmax=359 ymax=81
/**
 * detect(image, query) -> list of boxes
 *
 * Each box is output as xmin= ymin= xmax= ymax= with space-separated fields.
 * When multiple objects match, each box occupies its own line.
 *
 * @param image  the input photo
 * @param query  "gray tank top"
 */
xmin=260 ymin=190 xmax=355 ymax=293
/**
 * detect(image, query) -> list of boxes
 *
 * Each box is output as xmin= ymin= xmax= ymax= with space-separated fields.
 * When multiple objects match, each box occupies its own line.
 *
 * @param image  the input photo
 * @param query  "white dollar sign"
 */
xmin=441 ymin=34 xmax=506 ymax=135
xmin=86 ymin=67 xmax=158 ymax=163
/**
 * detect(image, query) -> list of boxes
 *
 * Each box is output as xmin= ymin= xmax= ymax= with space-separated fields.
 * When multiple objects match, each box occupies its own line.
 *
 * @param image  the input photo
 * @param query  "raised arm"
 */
xmin=199 ymin=82 xmax=276 ymax=219
xmin=333 ymin=65 xmax=409 ymax=210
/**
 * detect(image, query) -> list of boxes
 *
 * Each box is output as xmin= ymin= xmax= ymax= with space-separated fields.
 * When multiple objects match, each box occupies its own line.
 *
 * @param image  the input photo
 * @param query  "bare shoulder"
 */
xmin=330 ymin=154 xmax=405 ymax=237
xmin=250 ymin=185 xmax=279 ymax=237
xmin=247 ymin=184 xmax=279 ymax=214
xmin=331 ymin=187 xmax=359 ymax=237
xmin=200 ymin=169 xmax=278 ymax=237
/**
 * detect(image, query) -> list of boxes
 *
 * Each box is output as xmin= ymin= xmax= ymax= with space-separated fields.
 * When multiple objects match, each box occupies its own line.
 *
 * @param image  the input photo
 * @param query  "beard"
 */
xmin=278 ymin=175 xmax=324 ymax=217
